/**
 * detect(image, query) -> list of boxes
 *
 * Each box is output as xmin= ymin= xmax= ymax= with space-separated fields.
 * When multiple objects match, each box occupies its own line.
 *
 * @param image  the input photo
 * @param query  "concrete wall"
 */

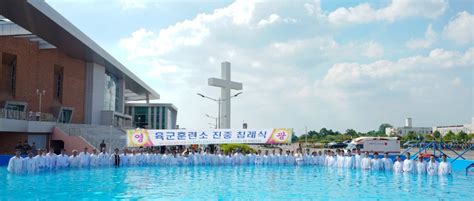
xmin=84 ymin=62 xmax=105 ymax=125
xmin=0 ymin=37 xmax=86 ymax=123
xmin=51 ymin=127 xmax=95 ymax=154
xmin=0 ymin=132 xmax=27 ymax=154
xmin=0 ymin=118 xmax=55 ymax=133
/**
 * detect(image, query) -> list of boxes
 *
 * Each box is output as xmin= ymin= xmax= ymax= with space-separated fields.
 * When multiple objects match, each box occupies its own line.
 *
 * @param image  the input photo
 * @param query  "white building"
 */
xmin=386 ymin=118 xmax=432 ymax=136
xmin=433 ymin=117 xmax=473 ymax=136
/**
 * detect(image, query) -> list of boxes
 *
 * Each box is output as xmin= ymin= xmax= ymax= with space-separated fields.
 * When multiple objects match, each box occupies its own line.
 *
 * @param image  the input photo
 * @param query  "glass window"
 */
xmin=133 ymin=106 xmax=148 ymax=128
xmin=54 ymin=65 xmax=64 ymax=102
xmin=1 ymin=53 xmax=17 ymax=97
xmin=104 ymin=73 xmax=119 ymax=111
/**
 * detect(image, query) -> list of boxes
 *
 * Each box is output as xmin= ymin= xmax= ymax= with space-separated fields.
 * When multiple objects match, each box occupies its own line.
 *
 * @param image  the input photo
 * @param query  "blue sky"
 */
xmin=45 ymin=0 xmax=473 ymax=134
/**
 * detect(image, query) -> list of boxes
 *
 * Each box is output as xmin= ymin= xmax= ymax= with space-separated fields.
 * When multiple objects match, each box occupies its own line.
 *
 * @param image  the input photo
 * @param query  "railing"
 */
xmin=0 ymin=108 xmax=56 ymax=122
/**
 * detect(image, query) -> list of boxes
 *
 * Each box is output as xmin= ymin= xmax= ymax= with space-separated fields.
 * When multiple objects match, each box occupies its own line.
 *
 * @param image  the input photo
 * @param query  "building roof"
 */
xmin=125 ymin=103 xmax=178 ymax=111
xmin=0 ymin=0 xmax=159 ymax=101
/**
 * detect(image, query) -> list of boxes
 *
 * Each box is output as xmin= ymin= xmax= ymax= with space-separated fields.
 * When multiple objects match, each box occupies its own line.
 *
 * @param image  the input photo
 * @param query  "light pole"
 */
xmin=197 ymin=92 xmax=243 ymax=129
xmin=36 ymin=89 xmax=45 ymax=121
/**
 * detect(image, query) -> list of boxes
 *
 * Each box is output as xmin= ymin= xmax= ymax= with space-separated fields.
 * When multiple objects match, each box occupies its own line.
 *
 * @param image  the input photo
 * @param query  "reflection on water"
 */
xmin=0 ymin=166 xmax=471 ymax=200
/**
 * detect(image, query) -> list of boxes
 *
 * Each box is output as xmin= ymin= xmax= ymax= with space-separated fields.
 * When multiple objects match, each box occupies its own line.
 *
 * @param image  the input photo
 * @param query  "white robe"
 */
xmin=7 ymin=157 xmax=23 ymax=174
xmin=56 ymin=154 xmax=69 ymax=168
xmin=34 ymin=155 xmax=46 ymax=170
xmin=98 ymin=153 xmax=110 ymax=166
xmin=344 ymin=156 xmax=354 ymax=169
xmin=403 ymin=159 xmax=414 ymax=173
xmin=336 ymin=155 xmax=345 ymax=168
xmin=326 ymin=156 xmax=336 ymax=167
xmin=255 ymin=155 xmax=263 ymax=165
xmin=294 ymin=154 xmax=304 ymax=166
xmin=68 ymin=156 xmax=81 ymax=168
xmin=381 ymin=158 xmax=393 ymax=171
xmin=89 ymin=154 xmax=100 ymax=167
xmin=354 ymin=154 xmax=361 ymax=169
xmin=438 ymin=161 xmax=452 ymax=175
xmin=278 ymin=154 xmax=285 ymax=165
xmin=371 ymin=159 xmax=383 ymax=170
xmin=393 ymin=161 xmax=403 ymax=173
xmin=263 ymin=155 xmax=271 ymax=165
xmin=286 ymin=155 xmax=295 ymax=165
xmin=427 ymin=161 xmax=438 ymax=176
xmin=24 ymin=157 xmax=37 ymax=174
xmin=361 ymin=157 xmax=371 ymax=170
xmin=416 ymin=161 xmax=427 ymax=174
xmin=78 ymin=152 xmax=90 ymax=168
xmin=45 ymin=153 xmax=57 ymax=170
xmin=120 ymin=154 xmax=130 ymax=166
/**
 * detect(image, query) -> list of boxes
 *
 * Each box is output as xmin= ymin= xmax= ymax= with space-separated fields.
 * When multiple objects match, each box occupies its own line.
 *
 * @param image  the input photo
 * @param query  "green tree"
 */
xmin=424 ymin=134 xmax=434 ymax=141
xmin=378 ymin=123 xmax=393 ymax=135
xmin=405 ymin=131 xmax=417 ymax=141
xmin=456 ymin=131 xmax=468 ymax=143
xmin=291 ymin=134 xmax=298 ymax=143
xmin=433 ymin=130 xmax=441 ymax=141
xmin=345 ymin=129 xmax=357 ymax=136
xmin=443 ymin=131 xmax=456 ymax=142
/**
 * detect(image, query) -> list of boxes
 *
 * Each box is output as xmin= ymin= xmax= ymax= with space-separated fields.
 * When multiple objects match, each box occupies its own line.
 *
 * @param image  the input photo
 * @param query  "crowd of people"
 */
xmin=7 ymin=147 xmax=452 ymax=176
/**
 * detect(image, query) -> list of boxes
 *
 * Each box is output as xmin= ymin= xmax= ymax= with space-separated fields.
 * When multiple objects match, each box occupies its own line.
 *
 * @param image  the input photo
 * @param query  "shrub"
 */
xmin=220 ymin=144 xmax=255 ymax=154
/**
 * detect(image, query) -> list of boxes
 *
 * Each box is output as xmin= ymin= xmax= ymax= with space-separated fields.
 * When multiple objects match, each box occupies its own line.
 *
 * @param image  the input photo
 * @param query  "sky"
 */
xmin=44 ymin=0 xmax=474 ymax=135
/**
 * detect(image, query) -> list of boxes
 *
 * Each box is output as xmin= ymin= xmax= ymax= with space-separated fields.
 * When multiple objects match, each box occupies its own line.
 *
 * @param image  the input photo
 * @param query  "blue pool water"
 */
xmin=0 ymin=166 xmax=473 ymax=200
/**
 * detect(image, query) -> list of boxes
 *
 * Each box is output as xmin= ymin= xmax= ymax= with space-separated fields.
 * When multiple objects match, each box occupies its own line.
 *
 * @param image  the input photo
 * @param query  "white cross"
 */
xmin=208 ymin=62 xmax=243 ymax=129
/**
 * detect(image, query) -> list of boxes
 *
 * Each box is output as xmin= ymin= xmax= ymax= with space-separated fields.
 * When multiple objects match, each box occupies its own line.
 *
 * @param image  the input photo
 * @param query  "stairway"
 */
xmin=55 ymin=123 xmax=128 ymax=151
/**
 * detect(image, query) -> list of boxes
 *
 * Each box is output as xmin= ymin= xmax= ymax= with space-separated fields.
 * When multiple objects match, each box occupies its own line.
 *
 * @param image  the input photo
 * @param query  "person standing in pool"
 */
xmin=89 ymin=149 xmax=99 ymax=168
xmin=354 ymin=149 xmax=362 ymax=169
xmin=79 ymin=147 xmax=90 ymax=168
xmin=402 ymin=152 xmax=414 ymax=173
xmin=7 ymin=151 xmax=23 ymax=174
xmin=381 ymin=153 xmax=393 ymax=171
xmin=393 ymin=155 xmax=403 ymax=174
xmin=426 ymin=155 xmax=438 ymax=176
xmin=35 ymin=149 xmax=46 ymax=171
xmin=24 ymin=151 xmax=37 ymax=174
xmin=45 ymin=148 xmax=57 ymax=170
xmin=371 ymin=152 xmax=383 ymax=171
xmin=438 ymin=154 xmax=452 ymax=175
xmin=112 ymin=148 xmax=120 ymax=167
xmin=344 ymin=150 xmax=354 ymax=169
xmin=69 ymin=150 xmax=81 ymax=168
xmin=56 ymin=149 xmax=69 ymax=168
xmin=361 ymin=151 xmax=371 ymax=170
xmin=415 ymin=155 xmax=427 ymax=174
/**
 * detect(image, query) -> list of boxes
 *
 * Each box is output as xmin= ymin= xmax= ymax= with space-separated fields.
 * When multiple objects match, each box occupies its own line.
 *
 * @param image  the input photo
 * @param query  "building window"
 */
xmin=1 ymin=53 xmax=17 ymax=97
xmin=133 ymin=106 xmax=148 ymax=128
xmin=54 ymin=65 xmax=64 ymax=102
xmin=162 ymin=107 xmax=166 ymax=129
xmin=104 ymin=72 xmax=121 ymax=112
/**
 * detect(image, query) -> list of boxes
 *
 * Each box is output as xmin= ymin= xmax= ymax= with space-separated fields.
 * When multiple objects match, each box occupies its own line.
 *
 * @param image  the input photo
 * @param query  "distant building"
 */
xmin=124 ymin=103 xmax=177 ymax=129
xmin=433 ymin=117 xmax=473 ymax=136
xmin=386 ymin=118 xmax=432 ymax=136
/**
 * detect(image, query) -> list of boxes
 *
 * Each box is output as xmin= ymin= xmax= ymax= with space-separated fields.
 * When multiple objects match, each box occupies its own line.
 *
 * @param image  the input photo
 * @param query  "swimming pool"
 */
xmin=0 ymin=166 xmax=472 ymax=200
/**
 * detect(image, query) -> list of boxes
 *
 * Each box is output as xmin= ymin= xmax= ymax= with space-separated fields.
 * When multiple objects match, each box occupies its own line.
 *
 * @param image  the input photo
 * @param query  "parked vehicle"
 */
xmin=345 ymin=137 xmax=400 ymax=154
xmin=328 ymin=142 xmax=347 ymax=149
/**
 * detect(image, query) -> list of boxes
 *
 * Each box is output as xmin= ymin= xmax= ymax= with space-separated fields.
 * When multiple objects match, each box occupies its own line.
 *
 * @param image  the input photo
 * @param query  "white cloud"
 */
xmin=257 ymin=14 xmax=281 ymax=27
xmin=319 ymin=48 xmax=473 ymax=87
xmin=443 ymin=11 xmax=474 ymax=45
xmin=406 ymin=24 xmax=437 ymax=49
xmin=366 ymin=41 xmax=384 ymax=58
xmin=328 ymin=0 xmax=448 ymax=25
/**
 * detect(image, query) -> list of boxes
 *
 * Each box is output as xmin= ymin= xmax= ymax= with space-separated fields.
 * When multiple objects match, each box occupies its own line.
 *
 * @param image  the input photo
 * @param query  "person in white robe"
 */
xmin=402 ymin=152 xmax=415 ymax=173
xmin=45 ymin=149 xmax=57 ymax=170
xmin=393 ymin=155 xmax=403 ymax=174
xmin=56 ymin=149 xmax=69 ymax=168
xmin=120 ymin=149 xmax=130 ymax=167
xmin=344 ymin=150 xmax=354 ymax=169
xmin=68 ymin=150 xmax=81 ymax=168
xmin=270 ymin=150 xmax=278 ymax=165
xmin=294 ymin=150 xmax=304 ymax=166
xmin=360 ymin=152 xmax=371 ymax=170
xmin=336 ymin=150 xmax=345 ymax=168
xmin=24 ymin=152 xmax=37 ymax=174
xmin=303 ymin=149 xmax=312 ymax=165
xmin=381 ymin=153 xmax=393 ymax=171
xmin=326 ymin=152 xmax=336 ymax=167
xmin=426 ymin=155 xmax=438 ymax=176
xmin=278 ymin=149 xmax=285 ymax=165
xmin=129 ymin=150 xmax=139 ymax=166
xmin=416 ymin=155 xmax=427 ymax=174
xmin=438 ymin=154 xmax=452 ymax=175
xmin=160 ymin=150 xmax=170 ymax=166
xmin=98 ymin=149 xmax=110 ymax=167
xmin=34 ymin=149 xmax=47 ymax=171
xmin=354 ymin=149 xmax=362 ymax=169
xmin=7 ymin=151 xmax=23 ymax=174
xmin=89 ymin=149 xmax=100 ymax=168
xmin=263 ymin=150 xmax=271 ymax=165
xmin=255 ymin=150 xmax=263 ymax=165
xmin=318 ymin=151 xmax=324 ymax=166
xmin=78 ymin=147 xmax=90 ymax=168
xmin=371 ymin=152 xmax=383 ymax=171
